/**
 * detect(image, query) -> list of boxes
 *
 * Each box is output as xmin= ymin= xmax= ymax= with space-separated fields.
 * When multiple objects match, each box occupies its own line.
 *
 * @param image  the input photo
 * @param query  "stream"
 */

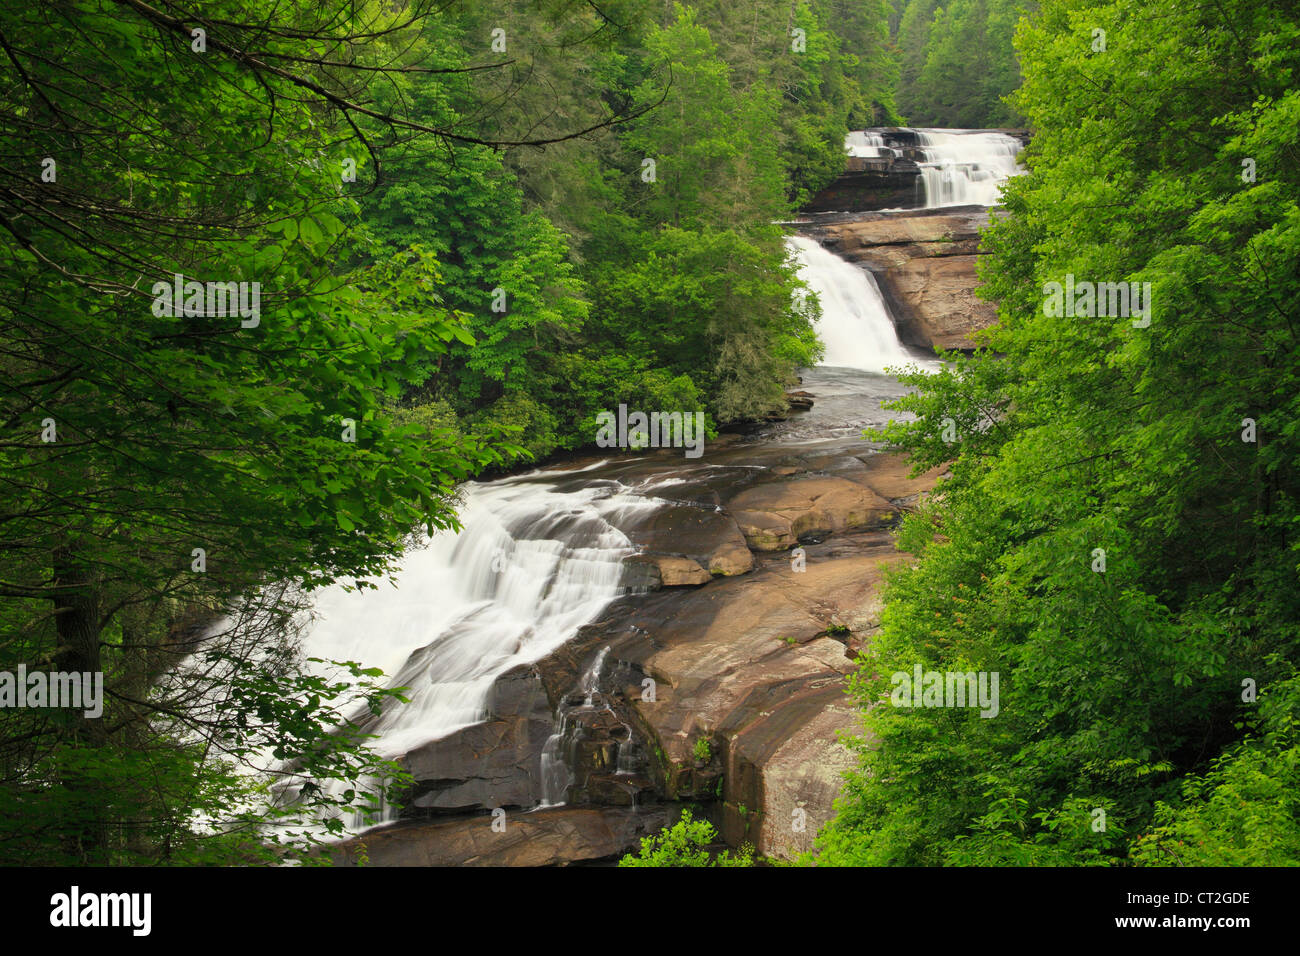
xmin=287 ymin=128 xmax=1021 ymax=846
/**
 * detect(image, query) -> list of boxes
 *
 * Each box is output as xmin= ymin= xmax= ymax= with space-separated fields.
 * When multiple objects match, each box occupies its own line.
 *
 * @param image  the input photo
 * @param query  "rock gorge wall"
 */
xmin=799 ymin=206 xmax=1005 ymax=352
xmin=333 ymin=441 xmax=945 ymax=866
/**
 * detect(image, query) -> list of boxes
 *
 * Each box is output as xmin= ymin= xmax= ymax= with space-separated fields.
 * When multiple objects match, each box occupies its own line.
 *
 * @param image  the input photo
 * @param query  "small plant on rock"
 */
xmin=618 ymin=809 xmax=753 ymax=867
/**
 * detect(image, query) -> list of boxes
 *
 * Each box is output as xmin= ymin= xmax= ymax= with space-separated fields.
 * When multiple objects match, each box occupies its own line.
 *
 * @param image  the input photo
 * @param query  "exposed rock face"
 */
xmin=344 ymin=435 xmax=947 ymax=865
xmin=799 ymin=207 xmax=1004 ymax=352
xmin=553 ymin=529 xmax=906 ymax=859
xmin=628 ymin=504 xmax=756 ymax=577
xmin=332 ymin=805 xmax=676 ymax=867
xmin=396 ymin=664 xmax=552 ymax=815
xmin=803 ymin=168 xmax=923 ymax=214
xmin=514 ymin=447 xmax=946 ymax=861
xmin=728 ymin=476 xmax=897 ymax=550
xmin=650 ymin=555 xmax=712 ymax=587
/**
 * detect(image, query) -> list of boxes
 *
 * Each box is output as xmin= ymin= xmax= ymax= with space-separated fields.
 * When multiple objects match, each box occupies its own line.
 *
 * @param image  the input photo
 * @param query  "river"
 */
xmin=286 ymin=128 xmax=1021 ymax=860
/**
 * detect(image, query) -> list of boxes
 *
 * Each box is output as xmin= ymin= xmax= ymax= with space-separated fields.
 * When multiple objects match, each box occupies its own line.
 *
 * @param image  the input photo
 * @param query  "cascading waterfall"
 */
xmin=913 ymin=128 xmax=1023 ymax=208
xmin=269 ymin=132 xmax=1019 ymax=833
xmin=537 ymin=642 xmax=645 ymax=807
xmin=581 ymin=646 xmax=611 ymax=707
xmin=788 ymin=235 xmax=919 ymax=374
xmin=281 ymin=465 xmax=679 ymax=829
xmin=845 ymin=130 xmax=893 ymax=159
xmin=537 ymin=644 xmax=610 ymax=807
xmin=297 ymin=473 xmax=651 ymax=758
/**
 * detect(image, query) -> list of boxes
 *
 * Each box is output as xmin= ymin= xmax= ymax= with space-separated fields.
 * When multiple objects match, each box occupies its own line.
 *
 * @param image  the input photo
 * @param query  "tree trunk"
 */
xmin=52 ymin=543 xmax=108 ymax=860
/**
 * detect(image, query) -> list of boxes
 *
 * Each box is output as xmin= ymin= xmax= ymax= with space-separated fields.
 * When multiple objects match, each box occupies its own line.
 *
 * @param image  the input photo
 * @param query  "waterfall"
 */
xmin=788 ymin=235 xmax=919 ymax=374
xmin=846 ymin=130 xmax=894 ymax=159
xmin=295 ymin=467 xmax=662 ymax=764
xmin=537 ymin=644 xmax=611 ymax=807
xmin=913 ymin=128 xmax=1022 ymax=208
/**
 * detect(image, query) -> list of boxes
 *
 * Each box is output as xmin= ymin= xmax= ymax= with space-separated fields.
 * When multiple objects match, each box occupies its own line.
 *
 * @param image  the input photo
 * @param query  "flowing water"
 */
xmin=912 ymin=128 xmax=1023 ymax=208
xmin=845 ymin=129 xmax=893 ymax=159
xmin=787 ymin=235 xmax=929 ymax=374
xmin=296 ymin=470 xmax=676 ymax=760
xmin=275 ymin=132 xmax=1006 ymax=832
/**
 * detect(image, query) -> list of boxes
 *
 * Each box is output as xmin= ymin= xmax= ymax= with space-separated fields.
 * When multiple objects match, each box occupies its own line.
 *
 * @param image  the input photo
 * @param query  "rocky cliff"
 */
xmin=798 ymin=206 xmax=1006 ymax=352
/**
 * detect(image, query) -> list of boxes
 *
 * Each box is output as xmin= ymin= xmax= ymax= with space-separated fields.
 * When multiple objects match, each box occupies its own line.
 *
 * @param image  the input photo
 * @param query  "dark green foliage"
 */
xmin=894 ymin=0 xmax=1032 ymax=127
xmin=818 ymin=0 xmax=1300 ymax=866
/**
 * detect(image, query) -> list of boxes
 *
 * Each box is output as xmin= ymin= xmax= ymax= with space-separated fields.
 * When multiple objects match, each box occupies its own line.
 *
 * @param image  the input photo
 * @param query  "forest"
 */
xmin=1 ymin=0 xmax=1296 ymax=876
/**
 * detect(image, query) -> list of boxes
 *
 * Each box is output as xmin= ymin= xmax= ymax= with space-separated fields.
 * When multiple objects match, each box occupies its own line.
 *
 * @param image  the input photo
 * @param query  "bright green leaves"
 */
xmin=822 ymin=0 xmax=1300 ymax=867
xmin=618 ymin=809 xmax=753 ymax=867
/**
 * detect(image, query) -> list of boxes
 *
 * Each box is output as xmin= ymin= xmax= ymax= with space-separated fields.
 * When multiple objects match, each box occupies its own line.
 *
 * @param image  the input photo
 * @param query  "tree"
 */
xmin=817 ymin=0 xmax=1300 ymax=866
xmin=0 ymin=0 xmax=631 ymax=864
xmin=893 ymin=0 xmax=1032 ymax=127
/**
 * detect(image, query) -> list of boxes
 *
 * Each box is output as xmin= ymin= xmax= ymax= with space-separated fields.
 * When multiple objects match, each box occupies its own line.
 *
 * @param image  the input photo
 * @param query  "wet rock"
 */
xmin=653 ymin=555 xmax=712 ymax=587
xmin=332 ymin=805 xmax=677 ymax=867
xmin=619 ymin=503 xmax=755 ymax=577
xmin=562 ymin=529 xmax=907 ymax=860
xmin=397 ymin=664 xmax=552 ymax=814
xmin=621 ymin=553 xmax=662 ymax=591
xmin=728 ymin=476 xmax=896 ymax=551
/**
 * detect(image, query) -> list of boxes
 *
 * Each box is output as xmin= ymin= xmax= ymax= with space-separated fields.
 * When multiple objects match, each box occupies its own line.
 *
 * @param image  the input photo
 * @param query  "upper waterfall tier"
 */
xmin=912 ymin=128 xmax=1024 ymax=208
xmin=804 ymin=127 xmax=1027 ymax=214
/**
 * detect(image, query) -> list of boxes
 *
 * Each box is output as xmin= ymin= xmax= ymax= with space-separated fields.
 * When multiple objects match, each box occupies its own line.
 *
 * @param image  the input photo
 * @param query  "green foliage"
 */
xmin=894 ymin=0 xmax=1033 ymax=127
xmin=0 ymin=0 xmax=510 ymax=865
xmin=348 ymin=0 xmax=871 ymax=441
xmin=618 ymin=809 xmax=754 ymax=866
xmin=1131 ymin=671 xmax=1300 ymax=867
xmin=693 ymin=737 xmax=712 ymax=762
xmin=818 ymin=0 xmax=1300 ymax=867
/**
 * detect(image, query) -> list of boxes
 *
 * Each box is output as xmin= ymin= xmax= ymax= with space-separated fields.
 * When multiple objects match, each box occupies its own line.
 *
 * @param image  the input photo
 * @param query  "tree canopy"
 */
xmin=817 ymin=0 xmax=1300 ymax=866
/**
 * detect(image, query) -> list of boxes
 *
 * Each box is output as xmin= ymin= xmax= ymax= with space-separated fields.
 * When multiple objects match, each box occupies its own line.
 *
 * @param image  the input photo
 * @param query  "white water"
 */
xmin=537 ymin=644 xmax=612 ymax=807
xmin=295 ymin=469 xmax=667 ymax=762
xmin=789 ymin=235 xmax=919 ymax=373
xmin=845 ymin=130 xmax=895 ymax=160
xmin=913 ymin=128 xmax=1022 ymax=208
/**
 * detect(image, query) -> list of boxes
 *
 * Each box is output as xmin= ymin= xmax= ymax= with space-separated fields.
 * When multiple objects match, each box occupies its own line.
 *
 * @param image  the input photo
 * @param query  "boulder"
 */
xmin=618 ymin=504 xmax=755 ymax=577
xmin=653 ymin=555 xmax=712 ymax=587
xmin=727 ymin=476 xmax=895 ymax=550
